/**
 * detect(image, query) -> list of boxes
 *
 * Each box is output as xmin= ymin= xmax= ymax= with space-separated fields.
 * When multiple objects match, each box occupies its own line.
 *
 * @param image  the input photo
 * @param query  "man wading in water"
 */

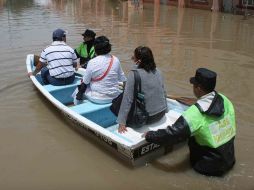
xmin=144 ymin=68 xmax=236 ymax=176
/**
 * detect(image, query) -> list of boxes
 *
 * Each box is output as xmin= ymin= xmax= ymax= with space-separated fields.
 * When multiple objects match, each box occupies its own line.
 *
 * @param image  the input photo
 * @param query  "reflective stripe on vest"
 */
xmin=76 ymin=43 xmax=95 ymax=58
xmin=182 ymin=94 xmax=236 ymax=148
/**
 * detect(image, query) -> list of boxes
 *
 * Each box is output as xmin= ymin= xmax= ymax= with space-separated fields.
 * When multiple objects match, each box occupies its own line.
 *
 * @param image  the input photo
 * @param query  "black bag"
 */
xmin=110 ymin=70 xmax=148 ymax=128
xmin=110 ymin=92 xmax=123 ymax=116
xmin=127 ymin=70 xmax=148 ymax=128
xmin=76 ymin=83 xmax=87 ymax=100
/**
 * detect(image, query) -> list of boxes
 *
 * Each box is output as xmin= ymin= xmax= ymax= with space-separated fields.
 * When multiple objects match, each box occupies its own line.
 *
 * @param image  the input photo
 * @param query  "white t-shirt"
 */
xmin=82 ymin=54 xmax=127 ymax=103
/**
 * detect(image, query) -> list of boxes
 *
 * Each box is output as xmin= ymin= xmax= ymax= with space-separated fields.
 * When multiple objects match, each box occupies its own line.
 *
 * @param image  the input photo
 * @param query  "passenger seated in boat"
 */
xmin=74 ymin=29 xmax=96 ymax=69
xmin=72 ymin=36 xmax=127 ymax=105
xmin=28 ymin=28 xmax=78 ymax=86
xmin=114 ymin=46 xmax=168 ymax=133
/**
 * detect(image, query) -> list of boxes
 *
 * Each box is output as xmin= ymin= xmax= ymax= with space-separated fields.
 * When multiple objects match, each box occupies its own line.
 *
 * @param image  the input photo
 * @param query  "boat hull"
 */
xmin=26 ymin=54 xmax=188 ymax=166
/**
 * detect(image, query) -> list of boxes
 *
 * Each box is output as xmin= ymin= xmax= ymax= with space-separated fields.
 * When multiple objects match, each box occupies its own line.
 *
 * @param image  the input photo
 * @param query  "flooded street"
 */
xmin=0 ymin=0 xmax=254 ymax=189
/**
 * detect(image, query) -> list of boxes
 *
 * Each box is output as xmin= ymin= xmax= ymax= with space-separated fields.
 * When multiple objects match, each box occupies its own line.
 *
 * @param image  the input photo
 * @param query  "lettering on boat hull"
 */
xmin=133 ymin=143 xmax=161 ymax=159
xmin=58 ymin=109 xmax=162 ymax=162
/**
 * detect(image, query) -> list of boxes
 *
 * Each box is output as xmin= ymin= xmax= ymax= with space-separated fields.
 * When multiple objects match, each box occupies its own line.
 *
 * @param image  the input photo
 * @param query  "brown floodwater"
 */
xmin=0 ymin=0 xmax=253 ymax=189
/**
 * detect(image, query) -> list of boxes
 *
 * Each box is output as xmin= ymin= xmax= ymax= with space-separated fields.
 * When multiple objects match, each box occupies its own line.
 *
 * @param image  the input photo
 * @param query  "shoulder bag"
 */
xmin=126 ymin=70 xmax=148 ymax=128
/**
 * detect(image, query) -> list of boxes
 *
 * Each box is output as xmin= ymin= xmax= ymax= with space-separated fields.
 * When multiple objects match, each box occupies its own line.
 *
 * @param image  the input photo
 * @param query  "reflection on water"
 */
xmin=0 ymin=0 xmax=254 ymax=189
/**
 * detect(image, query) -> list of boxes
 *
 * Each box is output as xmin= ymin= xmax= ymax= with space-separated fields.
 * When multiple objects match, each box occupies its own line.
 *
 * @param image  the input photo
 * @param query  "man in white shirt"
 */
xmin=28 ymin=28 xmax=78 ymax=86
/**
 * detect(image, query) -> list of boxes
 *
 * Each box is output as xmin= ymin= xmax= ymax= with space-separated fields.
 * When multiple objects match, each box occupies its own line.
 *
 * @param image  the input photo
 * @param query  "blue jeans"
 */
xmin=40 ymin=67 xmax=75 ymax=86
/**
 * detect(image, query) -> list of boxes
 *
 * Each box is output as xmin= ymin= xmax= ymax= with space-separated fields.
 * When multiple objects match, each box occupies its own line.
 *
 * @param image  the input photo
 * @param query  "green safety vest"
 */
xmin=182 ymin=94 xmax=236 ymax=148
xmin=75 ymin=43 xmax=95 ymax=59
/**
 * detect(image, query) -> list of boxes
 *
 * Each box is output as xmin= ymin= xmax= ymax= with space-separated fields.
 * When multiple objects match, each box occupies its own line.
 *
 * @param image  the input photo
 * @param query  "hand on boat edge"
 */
xmin=118 ymin=124 xmax=127 ymax=133
xmin=27 ymin=72 xmax=33 ymax=77
xmin=141 ymin=132 xmax=148 ymax=138
xmin=167 ymin=95 xmax=197 ymax=106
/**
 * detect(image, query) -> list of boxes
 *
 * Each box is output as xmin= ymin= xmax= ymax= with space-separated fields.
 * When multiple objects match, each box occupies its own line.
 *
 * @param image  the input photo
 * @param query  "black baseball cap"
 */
xmin=190 ymin=68 xmax=217 ymax=92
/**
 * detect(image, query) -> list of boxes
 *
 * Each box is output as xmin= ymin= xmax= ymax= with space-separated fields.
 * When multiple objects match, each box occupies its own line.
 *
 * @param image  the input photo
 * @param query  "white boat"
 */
xmin=26 ymin=54 xmax=189 ymax=166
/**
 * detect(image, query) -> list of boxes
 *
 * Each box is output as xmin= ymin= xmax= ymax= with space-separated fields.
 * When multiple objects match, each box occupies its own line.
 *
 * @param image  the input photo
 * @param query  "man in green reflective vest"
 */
xmin=145 ymin=68 xmax=236 ymax=176
xmin=75 ymin=29 xmax=96 ymax=68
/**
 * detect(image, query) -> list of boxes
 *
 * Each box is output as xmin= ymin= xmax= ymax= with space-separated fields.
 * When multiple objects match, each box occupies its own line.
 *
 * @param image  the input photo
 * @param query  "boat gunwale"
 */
xmin=26 ymin=54 xmax=167 ymax=164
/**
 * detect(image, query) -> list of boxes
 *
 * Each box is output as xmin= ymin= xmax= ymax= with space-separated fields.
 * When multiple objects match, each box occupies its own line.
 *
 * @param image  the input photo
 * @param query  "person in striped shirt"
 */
xmin=28 ymin=28 xmax=78 ymax=86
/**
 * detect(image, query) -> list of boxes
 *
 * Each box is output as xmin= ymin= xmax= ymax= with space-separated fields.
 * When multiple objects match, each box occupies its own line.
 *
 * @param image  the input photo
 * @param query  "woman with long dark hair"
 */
xmin=116 ymin=46 xmax=168 ymax=133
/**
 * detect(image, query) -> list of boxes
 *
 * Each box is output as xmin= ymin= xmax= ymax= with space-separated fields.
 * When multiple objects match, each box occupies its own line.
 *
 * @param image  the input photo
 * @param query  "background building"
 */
xmin=143 ymin=0 xmax=254 ymax=13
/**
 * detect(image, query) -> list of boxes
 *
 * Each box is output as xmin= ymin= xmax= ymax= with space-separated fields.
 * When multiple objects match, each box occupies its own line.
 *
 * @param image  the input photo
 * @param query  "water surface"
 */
xmin=0 ymin=0 xmax=254 ymax=189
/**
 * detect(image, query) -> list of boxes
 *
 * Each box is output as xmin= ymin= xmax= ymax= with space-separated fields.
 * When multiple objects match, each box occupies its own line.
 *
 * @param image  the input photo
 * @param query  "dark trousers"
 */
xmin=41 ymin=67 xmax=75 ymax=86
xmin=188 ymin=137 xmax=235 ymax=176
